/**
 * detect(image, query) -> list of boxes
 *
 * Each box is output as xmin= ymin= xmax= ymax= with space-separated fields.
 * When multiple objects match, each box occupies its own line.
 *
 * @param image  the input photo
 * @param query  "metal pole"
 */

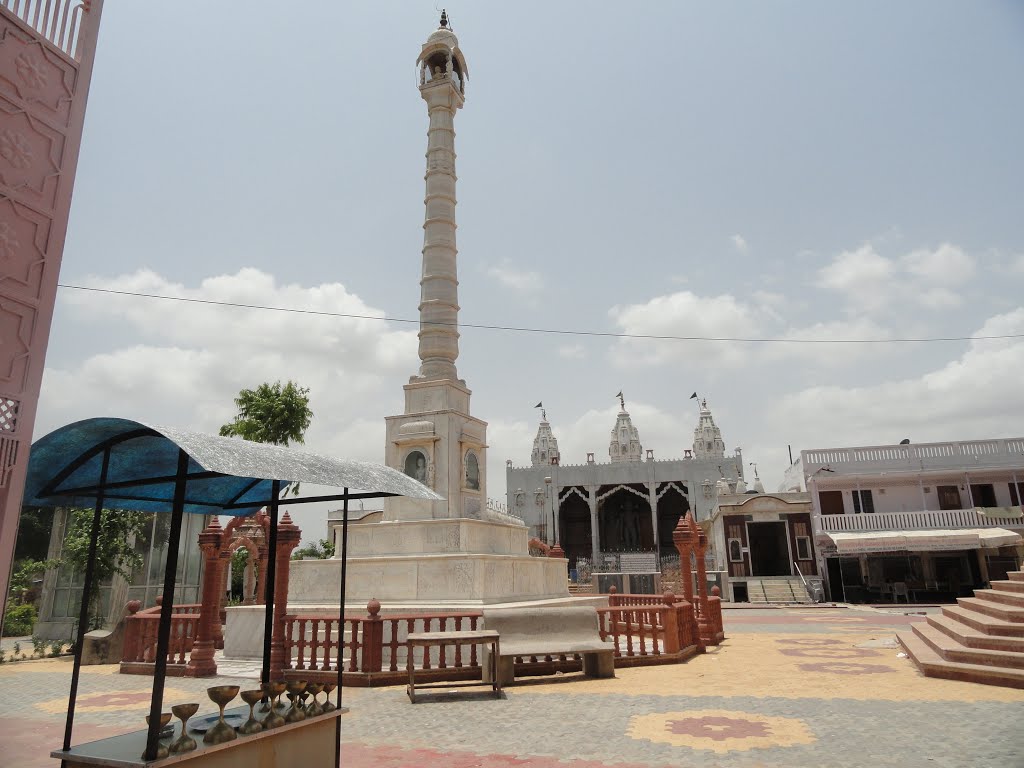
xmin=61 ymin=448 xmax=110 ymax=764
xmin=334 ymin=488 xmax=350 ymax=768
xmin=261 ymin=480 xmax=281 ymax=688
xmin=144 ymin=448 xmax=189 ymax=761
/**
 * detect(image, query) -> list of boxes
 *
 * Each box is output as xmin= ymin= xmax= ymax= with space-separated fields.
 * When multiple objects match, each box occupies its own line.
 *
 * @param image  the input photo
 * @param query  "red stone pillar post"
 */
xmin=690 ymin=514 xmax=713 ymax=647
xmin=186 ymin=517 xmax=224 ymax=677
xmin=672 ymin=515 xmax=704 ymax=652
xmin=212 ymin=547 xmax=229 ymax=650
xmin=269 ymin=513 xmax=301 ymax=681
xmin=361 ymin=599 xmax=384 ymax=673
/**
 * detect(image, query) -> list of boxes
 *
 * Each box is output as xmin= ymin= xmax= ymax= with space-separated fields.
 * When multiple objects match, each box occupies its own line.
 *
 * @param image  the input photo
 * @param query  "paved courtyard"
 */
xmin=1 ymin=606 xmax=1022 ymax=767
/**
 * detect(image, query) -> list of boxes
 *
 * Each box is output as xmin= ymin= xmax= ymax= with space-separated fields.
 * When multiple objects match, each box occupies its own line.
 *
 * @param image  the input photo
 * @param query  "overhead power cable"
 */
xmin=56 ymin=283 xmax=1023 ymax=345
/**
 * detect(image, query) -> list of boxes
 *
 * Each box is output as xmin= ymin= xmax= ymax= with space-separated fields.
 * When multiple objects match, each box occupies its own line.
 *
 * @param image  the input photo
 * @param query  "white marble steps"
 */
xmin=1009 ymin=571 xmax=1024 ymax=582
xmin=974 ymin=588 xmax=1024 ymax=608
xmin=897 ymin=629 xmax=1024 ymax=688
xmin=746 ymin=578 xmax=810 ymax=604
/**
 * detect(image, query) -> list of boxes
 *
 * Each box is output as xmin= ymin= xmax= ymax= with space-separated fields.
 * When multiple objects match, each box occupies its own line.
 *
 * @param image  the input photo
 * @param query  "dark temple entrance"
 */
xmin=748 ymin=521 xmax=792 ymax=576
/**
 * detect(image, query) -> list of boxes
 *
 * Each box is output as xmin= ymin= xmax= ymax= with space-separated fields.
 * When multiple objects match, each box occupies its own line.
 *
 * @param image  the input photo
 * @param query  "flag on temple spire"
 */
xmin=690 ymin=392 xmax=698 ymax=399
xmin=534 ymin=401 xmax=542 ymax=408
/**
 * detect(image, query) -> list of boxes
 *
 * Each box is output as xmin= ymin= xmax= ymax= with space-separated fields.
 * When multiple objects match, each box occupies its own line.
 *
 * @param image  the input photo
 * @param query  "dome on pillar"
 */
xmin=531 ymin=409 xmax=561 ymax=467
xmin=692 ymin=398 xmax=726 ymax=460
xmin=609 ymin=395 xmax=643 ymax=463
xmin=417 ymin=11 xmax=469 ymax=93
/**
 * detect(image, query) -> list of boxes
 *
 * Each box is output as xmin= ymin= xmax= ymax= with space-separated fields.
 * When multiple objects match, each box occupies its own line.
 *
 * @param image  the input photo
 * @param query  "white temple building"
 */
xmin=506 ymin=396 xmax=745 ymax=570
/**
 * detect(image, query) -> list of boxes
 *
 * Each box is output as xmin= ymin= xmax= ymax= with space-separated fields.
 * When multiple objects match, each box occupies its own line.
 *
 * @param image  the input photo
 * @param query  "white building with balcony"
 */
xmin=797 ymin=437 xmax=1024 ymax=603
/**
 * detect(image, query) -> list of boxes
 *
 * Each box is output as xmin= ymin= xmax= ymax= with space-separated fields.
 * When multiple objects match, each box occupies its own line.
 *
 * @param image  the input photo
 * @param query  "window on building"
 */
xmin=1009 ymin=482 xmax=1024 ymax=506
xmin=728 ymin=539 xmax=743 ymax=563
xmin=937 ymin=485 xmax=962 ymax=510
xmin=970 ymin=483 xmax=997 ymax=508
xmin=819 ymin=490 xmax=844 ymax=516
xmin=796 ymin=536 xmax=812 ymax=560
xmin=851 ymin=489 xmax=875 ymax=514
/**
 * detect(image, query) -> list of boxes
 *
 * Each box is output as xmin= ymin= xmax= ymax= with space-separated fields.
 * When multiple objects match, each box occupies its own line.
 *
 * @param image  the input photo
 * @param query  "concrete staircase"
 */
xmin=897 ymin=570 xmax=1024 ymax=689
xmin=747 ymin=577 xmax=811 ymax=604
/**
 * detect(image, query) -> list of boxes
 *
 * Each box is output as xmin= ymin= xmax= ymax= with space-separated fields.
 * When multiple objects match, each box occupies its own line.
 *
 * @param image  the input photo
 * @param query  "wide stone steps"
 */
xmin=974 ymin=588 xmax=1024 ymax=608
xmin=897 ymin=629 xmax=1024 ymax=689
xmin=941 ymin=605 xmax=1024 ymax=637
xmin=900 ymin=569 xmax=1024 ymax=689
xmin=957 ymin=596 xmax=1024 ymax=623
xmin=912 ymin=623 xmax=1024 ymax=669
xmin=927 ymin=614 xmax=1024 ymax=653
xmin=992 ymin=579 xmax=1024 ymax=594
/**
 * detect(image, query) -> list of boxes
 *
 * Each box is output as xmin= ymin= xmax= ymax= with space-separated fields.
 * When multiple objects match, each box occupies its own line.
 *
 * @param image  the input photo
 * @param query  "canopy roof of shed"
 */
xmin=24 ymin=417 xmax=442 ymax=516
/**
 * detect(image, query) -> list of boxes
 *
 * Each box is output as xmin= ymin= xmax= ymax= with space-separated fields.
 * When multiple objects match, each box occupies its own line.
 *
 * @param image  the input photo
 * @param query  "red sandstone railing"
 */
xmin=276 ymin=596 xmax=715 ymax=685
xmin=0 ymin=0 xmax=90 ymax=59
xmin=282 ymin=609 xmax=486 ymax=686
xmin=121 ymin=603 xmax=201 ymax=673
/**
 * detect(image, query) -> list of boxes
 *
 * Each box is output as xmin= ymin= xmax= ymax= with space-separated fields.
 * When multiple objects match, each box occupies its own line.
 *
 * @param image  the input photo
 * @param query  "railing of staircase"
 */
xmin=793 ymin=561 xmax=812 ymax=601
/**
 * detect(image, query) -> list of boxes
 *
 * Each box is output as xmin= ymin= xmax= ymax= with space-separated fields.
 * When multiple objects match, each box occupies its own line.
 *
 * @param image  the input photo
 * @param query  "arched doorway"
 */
xmin=597 ymin=485 xmax=653 ymax=551
xmin=656 ymin=483 xmax=690 ymax=556
xmin=558 ymin=487 xmax=592 ymax=568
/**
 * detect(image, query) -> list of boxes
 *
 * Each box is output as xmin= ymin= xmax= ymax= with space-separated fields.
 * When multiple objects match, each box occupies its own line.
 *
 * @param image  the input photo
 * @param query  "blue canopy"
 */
xmin=24 ymin=417 xmax=442 ymax=516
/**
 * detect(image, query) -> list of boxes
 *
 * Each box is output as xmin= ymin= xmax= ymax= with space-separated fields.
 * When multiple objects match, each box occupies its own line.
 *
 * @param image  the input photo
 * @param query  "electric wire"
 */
xmin=56 ymin=283 xmax=1023 ymax=345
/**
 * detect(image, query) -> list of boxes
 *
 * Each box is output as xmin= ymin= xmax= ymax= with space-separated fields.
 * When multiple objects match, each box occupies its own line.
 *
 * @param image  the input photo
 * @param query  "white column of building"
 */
xmin=588 ymin=486 xmax=599 ymax=557
xmin=417 ymin=68 xmax=462 ymax=381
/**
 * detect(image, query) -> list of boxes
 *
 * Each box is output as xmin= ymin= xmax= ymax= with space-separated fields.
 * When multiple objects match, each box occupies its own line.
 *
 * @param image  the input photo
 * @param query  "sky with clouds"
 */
xmin=38 ymin=2 xmax=1024 ymax=541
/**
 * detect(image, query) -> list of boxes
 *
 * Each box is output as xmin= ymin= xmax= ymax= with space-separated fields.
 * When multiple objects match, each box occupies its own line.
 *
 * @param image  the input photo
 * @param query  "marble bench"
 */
xmin=481 ymin=605 xmax=615 ymax=686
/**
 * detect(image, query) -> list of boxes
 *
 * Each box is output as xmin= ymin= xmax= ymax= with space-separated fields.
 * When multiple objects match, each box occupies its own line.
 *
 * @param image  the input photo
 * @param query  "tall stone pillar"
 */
xmin=268 ymin=513 xmax=301 ymax=681
xmin=186 ymin=517 xmax=223 ymax=677
xmin=383 ymin=13 xmax=490 ymax=524
xmin=647 ymin=480 xmax=659 ymax=553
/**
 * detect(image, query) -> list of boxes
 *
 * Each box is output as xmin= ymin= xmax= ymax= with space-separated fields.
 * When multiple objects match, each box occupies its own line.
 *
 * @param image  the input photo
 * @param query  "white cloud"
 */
xmin=764 ymin=317 xmax=895 ymax=367
xmin=772 ymin=309 xmax=1024 ymax=447
xmin=38 ymin=268 xmax=416 ymax=471
xmin=731 ymin=234 xmax=748 ymax=253
xmin=816 ymin=243 xmax=977 ymax=313
xmin=901 ymin=243 xmax=974 ymax=284
xmin=608 ymin=291 xmax=767 ymax=367
xmin=486 ymin=260 xmax=543 ymax=294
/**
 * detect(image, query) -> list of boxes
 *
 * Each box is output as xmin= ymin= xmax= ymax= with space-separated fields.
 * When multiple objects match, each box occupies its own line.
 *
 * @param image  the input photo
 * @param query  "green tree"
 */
xmin=219 ymin=381 xmax=313 ymax=446
xmin=291 ymin=538 xmax=335 ymax=561
xmin=57 ymin=508 xmax=149 ymax=630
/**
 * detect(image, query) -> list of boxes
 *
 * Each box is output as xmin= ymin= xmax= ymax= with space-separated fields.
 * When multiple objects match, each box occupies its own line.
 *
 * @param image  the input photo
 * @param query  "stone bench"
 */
xmin=481 ymin=606 xmax=615 ymax=686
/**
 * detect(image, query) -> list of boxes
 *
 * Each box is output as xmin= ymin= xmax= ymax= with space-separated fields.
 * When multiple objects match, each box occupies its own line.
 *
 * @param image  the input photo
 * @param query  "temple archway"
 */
xmin=558 ymin=487 xmax=591 ymax=568
xmin=656 ymin=482 xmax=690 ymax=556
xmin=597 ymin=484 xmax=653 ymax=551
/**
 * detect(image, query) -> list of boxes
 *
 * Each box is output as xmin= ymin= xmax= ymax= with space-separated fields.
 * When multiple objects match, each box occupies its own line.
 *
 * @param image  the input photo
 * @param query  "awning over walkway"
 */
xmin=825 ymin=528 xmax=1022 ymax=554
xmin=24 ymin=417 xmax=442 ymax=515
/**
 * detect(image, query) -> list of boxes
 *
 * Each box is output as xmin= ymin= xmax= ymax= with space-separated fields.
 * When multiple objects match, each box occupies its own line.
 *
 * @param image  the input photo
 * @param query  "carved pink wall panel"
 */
xmin=0 ymin=0 xmax=104 ymax=616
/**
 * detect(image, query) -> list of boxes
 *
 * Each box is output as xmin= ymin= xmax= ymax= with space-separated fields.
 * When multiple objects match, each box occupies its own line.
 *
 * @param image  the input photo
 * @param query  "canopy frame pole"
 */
xmin=335 ymin=487 xmax=349 ymax=767
xmin=144 ymin=448 xmax=189 ymax=761
xmin=261 ymin=479 xmax=281 ymax=688
xmin=61 ymin=446 xmax=110 ymax=766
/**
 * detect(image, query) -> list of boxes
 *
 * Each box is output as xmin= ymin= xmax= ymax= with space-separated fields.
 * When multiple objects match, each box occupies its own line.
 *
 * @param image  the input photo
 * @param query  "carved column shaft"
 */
xmin=416 ymin=81 xmax=462 ymax=381
xmin=186 ymin=518 xmax=223 ymax=677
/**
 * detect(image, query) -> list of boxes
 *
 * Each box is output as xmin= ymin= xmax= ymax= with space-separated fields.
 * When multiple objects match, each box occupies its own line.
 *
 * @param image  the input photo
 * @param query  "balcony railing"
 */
xmin=805 ymin=438 xmax=1024 ymax=472
xmin=819 ymin=507 xmax=1022 ymax=533
xmin=120 ymin=603 xmax=201 ymax=675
